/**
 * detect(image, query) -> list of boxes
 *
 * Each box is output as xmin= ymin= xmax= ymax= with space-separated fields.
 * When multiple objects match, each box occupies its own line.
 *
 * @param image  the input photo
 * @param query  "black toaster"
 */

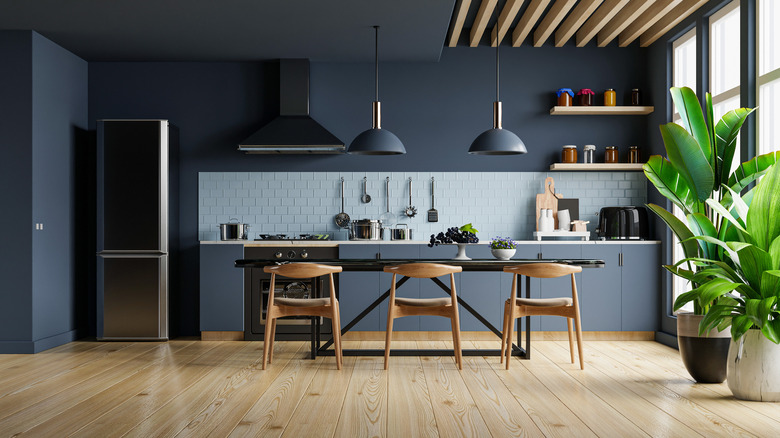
xmin=596 ymin=206 xmax=648 ymax=240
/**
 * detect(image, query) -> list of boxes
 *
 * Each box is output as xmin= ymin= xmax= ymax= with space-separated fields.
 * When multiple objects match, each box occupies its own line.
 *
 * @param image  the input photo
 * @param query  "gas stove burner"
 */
xmin=255 ymin=233 xmax=331 ymax=241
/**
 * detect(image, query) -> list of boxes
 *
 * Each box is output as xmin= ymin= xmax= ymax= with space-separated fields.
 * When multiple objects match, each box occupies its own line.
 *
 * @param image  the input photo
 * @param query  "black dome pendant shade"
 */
xmin=348 ymin=26 xmax=406 ymax=155
xmin=468 ymin=4 xmax=526 ymax=155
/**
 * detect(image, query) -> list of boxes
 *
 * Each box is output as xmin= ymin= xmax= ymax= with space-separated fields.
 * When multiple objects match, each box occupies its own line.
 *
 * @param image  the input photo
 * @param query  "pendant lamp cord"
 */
xmin=374 ymin=25 xmax=379 ymax=102
xmin=494 ymin=3 xmax=499 ymax=102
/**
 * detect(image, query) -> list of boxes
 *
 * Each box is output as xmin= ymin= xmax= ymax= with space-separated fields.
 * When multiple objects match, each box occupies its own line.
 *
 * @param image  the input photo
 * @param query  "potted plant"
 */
xmin=671 ymin=161 xmax=780 ymax=401
xmin=643 ymin=86 xmax=779 ymax=383
xmin=490 ymin=237 xmax=517 ymax=260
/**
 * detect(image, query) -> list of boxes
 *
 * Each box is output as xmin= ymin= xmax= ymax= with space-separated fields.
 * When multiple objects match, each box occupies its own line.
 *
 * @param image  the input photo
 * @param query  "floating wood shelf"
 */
xmin=549 ymin=106 xmax=654 ymax=115
xmin=550 ymin=163 xmax=645 ymax=171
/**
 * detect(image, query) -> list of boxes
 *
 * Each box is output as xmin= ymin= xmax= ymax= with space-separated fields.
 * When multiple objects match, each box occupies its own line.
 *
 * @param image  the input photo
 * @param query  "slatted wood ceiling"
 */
xmin=448 ymin=0 xmax=710 ymax=47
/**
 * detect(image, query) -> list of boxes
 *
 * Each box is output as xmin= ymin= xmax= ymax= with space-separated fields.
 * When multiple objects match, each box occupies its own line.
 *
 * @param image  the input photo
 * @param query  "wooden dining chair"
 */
xmin=263 ymin=263 xmax=343 ymax=370
xmin=500 ymin=263 xmax=584 ymax=370
xmin=383 ymin=263 xmax=463 ymax=370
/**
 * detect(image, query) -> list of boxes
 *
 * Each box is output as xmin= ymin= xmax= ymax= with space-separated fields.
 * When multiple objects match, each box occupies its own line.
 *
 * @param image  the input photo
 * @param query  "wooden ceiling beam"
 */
xmin=491 ymin=0 xmax=525 ymax=47
xmin=575 ymin=0 xmax=630 ymax=47
xmin=640 ymin=0 xmax=709 ymax=47
xmin=554 ymin=0 xmax=604 ymax=47
xmin=533 ymin=0 xmax=578 ymax=47
xmin=448 ymin=0 xmax=473 ymax=47
xmin=512 ymin=0 xmax=551 ymax=46
xmin=597 ymin=0 xmax=655 ymax=47
xmin=470 ymin=0 xmax=498 ymax=47
xmin=619 ymin=0 xmax=681 ymax=47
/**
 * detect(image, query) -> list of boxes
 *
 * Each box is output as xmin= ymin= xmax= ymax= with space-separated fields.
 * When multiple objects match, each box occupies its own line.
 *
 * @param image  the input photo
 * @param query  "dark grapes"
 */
xmin=428 ymin=227 xmax=479 ymax=246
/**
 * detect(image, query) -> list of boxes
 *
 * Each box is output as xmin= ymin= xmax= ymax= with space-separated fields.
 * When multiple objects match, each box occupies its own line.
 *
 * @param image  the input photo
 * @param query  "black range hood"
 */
xmin=238 ymin=59 xmax=344 ymax=154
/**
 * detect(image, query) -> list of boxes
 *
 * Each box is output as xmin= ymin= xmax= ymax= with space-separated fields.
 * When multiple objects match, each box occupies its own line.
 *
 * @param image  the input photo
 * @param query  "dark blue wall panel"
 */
xmin=31 ymin=32 xmax=88 ymax=345
xmin=0 ymin=31 xmax=34 ymax=349
xmin=89 ymin=44 xmax=649 ymax=336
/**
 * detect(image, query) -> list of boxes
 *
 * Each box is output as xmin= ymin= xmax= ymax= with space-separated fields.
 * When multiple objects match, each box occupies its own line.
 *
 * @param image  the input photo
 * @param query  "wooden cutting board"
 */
xmin=536 ymin=176 xmax=562 ymax=230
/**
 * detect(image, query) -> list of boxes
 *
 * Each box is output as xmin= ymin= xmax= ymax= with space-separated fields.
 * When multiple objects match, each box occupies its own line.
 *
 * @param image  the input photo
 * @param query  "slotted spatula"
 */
xmin=427 ymin=177 xmax=438 ymax=222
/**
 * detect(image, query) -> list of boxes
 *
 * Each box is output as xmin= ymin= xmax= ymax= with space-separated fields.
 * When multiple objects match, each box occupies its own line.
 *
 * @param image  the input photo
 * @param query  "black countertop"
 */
xmin=235 ymin=258 xmax=605 ymax=270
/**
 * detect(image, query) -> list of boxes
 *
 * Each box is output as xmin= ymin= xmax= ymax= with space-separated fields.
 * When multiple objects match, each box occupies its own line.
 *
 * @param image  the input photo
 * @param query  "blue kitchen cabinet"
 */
xmin=621 ymin=244 xmax=661 ymax=331
xmin=456 ymin=245 xmax=499 ymax=332
xmin=379 ymin=244 xmax=421 ymax=331
xmin=501 ymin=244 xmax=542 ymax=332
xmin=539 ymin=245 xmax=583 ymax=331
xmin=338 ymin=244 xmax=381 ymax=331
xmin=199 ymin=244 xmax=244 ymax=331
xmin=581 ymin=245 xmax=622 ymax=331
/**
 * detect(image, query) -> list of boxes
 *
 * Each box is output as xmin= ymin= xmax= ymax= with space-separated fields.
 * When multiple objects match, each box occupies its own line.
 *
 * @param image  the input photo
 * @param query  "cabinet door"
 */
xmin=581 ymin=245 xmax=622 ymax=331
xmin=338 ymin=244 xmax=381 ymax=331
xmin=379 ymin=245 xmax=421 ymax=331
xmin=199 ymin=245 xmax=244 ymax=331
xmin=539 ymin=245 xmax=583 ymax=331
xmin=621 ymin=245 xmax=661 ymax=331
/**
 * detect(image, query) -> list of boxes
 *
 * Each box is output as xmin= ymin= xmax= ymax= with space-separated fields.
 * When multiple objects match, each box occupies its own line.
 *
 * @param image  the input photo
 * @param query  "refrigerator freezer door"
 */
xmin=98 ymin=253 xmax=168 ymax=340
xmin=97 ymin=120 xmax=168 ymax=252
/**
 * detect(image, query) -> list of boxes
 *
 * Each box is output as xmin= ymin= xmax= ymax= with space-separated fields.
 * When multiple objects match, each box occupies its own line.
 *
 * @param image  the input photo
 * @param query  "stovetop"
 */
xmin=254 ymin=233 xmax=331 ymax=241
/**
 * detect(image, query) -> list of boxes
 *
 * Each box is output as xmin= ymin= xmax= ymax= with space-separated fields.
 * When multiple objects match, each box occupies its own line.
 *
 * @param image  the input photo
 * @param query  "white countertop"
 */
xmin=201 ymin=240 xmax=660 ymax=246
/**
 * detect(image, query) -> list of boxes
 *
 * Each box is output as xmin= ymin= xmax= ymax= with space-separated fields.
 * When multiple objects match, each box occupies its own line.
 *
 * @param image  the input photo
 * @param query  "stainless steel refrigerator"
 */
xmin=97 ymin=119 xmax=176 ymax=340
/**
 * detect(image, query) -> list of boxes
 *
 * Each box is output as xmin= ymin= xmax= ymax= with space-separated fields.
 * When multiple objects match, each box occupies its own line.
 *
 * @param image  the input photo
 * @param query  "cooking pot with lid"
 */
xmin=350 ymin=219 xmax=383 ymax=240
xmin=390 ymin=224 xmax=413 ymax=241
xmin=218 ymin=218 xmax=250 ymax=240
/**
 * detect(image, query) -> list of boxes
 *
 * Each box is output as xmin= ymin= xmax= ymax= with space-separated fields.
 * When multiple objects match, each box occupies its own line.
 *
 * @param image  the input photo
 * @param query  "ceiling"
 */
xmin=0 ymin=0 xmax=710 ymax=62
xmin=0 ymin=0 xmax=457 ymax=62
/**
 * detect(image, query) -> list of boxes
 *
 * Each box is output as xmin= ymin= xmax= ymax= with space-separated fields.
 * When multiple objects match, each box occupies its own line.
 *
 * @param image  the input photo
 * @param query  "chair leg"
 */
xmin=262 ymin=316 xmax=274 ymax=370
xmin=450 ymin=310 xmax=462 ymax=370
xmin=332 ymin=305 xmax=343 ymax=370
xmin=566 ymin=317 xmax=575 ymax=364
xmin=505 ymin=305 xmax=515 ymax=370
xmin=574 ymin=310 xmax=584 ymax=370
xmin=500 ymin=300 xmax=510 ymax=363
xmin=268 ymin=318 xmax=278 ymax=364
xmin=384 ymin=310 xmax=395 ymax=370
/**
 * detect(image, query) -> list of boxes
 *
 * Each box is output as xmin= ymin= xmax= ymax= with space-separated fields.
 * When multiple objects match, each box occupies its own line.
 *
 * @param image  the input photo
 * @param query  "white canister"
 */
xmin=558 ymin=209 xmax=571 ymax=231
xmin=539 ymin=209 xmax=554 ymax=232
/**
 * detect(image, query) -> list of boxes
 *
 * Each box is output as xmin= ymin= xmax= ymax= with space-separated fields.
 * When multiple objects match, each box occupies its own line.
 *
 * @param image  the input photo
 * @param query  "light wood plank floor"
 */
xmin=0 ymin=339 xmax=778 ymax=437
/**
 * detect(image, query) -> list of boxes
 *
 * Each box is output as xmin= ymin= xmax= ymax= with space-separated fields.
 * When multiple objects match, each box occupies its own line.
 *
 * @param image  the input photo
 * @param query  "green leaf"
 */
xmin=643 ymin=156 xmax=702 ymax=215
xmin=660 ymin=123 xmax=714 ymax=202
xmin=731 ymin=315 xmax=754 ymax=340
xmin=747 ymin=162 xmax=780 ymax=251
xmin=706 ymin=199 xmax=749 ymax=237
xmin=769 ymin=235 xmax=780 ymax=270
xmin=760 ymin=271 xmax=780 ymax=300
xmin=734 ymin=244 xmax=773 ymax=293
xmin=706 ymin=93 xmax=718 ymax=185
xmin=700 ymin=303 xmax=737 ymax=334
xmin=670 ymin=87 xmax=711 ymax=163
xmin=762 ymin=318 xmax=780 ymax=344
xmin=721 ymin=185 xmax=749 ymax=224
xmin=715 ymin=107 xmax=755 ymax=187
xmin=687 ymin=213 xmax=717 ymax=260
xmin=726 ymin=151 xmax=780 ymax=192
xmin=697 ymin=278 xmax=742 ymax=305
xmin=647 ymin=203 xmax=699 ymax=259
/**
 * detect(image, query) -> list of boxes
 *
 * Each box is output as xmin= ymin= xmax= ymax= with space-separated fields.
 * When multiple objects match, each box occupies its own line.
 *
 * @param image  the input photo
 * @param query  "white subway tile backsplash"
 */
xmin=198 ymin=171 xmax=647 ymax=240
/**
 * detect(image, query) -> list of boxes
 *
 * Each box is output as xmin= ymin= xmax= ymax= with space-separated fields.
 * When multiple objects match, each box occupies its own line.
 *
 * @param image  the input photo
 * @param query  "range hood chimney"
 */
xmin=238 ymin=59 xmax=345 ymax=154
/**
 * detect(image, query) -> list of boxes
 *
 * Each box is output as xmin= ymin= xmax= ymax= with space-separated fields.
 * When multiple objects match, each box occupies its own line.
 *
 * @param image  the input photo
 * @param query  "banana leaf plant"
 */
xmin=643 ymin=86 xmax=779 ymax=314
xmin=670 ymin=161 xmax=780 ymax=343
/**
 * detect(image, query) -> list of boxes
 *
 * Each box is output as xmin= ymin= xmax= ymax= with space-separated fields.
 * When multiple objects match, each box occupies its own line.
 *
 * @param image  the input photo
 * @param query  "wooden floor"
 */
xmin=0 ymin=339 xmax=778 ymax=437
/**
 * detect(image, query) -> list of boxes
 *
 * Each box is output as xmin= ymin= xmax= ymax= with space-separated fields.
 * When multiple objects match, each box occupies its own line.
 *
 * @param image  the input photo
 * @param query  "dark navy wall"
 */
xmin=90 ymin=44 xmax=649 ymax=336
xmin=0 ymin=31 xmax=34 ymax=349
xmin=31 ymin=32 xmax=88 ymax=348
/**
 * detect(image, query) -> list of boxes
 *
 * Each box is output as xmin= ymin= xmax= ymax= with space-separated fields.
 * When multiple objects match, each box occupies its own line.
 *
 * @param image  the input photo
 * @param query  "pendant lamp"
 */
xmin=468 ymin=5 xmax=526 ymax=155
xmin=347 ymin=26 xmax=406 ymax=155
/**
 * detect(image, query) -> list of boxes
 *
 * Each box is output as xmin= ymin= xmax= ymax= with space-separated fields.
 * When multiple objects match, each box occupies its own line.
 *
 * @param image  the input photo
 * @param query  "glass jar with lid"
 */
xmin=604 ymin=89 xmax=616 ymax=106
xmin=583 ymin=145 xmax=595 ymax=163
xmin=605 ymin=146 xmax=618 ymax=163
xmin=556 ymin=88 xmax=574 ymax=106
xmin=628 ymin=145 xmax=640 ymax=163
xmin=562 ymin=145 xmax=578 ymax=163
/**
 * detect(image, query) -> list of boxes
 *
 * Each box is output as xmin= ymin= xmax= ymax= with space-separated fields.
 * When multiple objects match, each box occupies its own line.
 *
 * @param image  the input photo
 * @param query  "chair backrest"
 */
xmin=383 ymin=263 xmax=462 ymax=279
xmin=264 ymin=263 xmax=342 ymax=279
xmin=503 ymin=263 xmax=582 ymax=279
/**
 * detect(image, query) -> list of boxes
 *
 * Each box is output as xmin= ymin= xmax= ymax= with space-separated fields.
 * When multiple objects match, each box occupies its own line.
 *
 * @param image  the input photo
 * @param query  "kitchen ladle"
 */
xmin=404 ymin=177 xmax=417 ymax=218
xmin=361 ymin=176 xmax=371 ymax=203
xmin=335 ymin=177 xmax=350 ymax=228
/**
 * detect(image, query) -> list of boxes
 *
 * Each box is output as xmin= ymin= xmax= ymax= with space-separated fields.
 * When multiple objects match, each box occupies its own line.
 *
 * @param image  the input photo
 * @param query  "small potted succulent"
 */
xmin=490 ymin=237 xmax=517 ymax=260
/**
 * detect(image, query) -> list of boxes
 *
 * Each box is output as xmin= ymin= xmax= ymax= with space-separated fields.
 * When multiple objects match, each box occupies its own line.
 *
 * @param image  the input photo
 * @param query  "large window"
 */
xmin=671 ymin=28 xmax=697 ymax=312
xmin=710 ymin=0 xmax=741 ymax=172
xmin=758 ymin=0 xmax=780 ymax=154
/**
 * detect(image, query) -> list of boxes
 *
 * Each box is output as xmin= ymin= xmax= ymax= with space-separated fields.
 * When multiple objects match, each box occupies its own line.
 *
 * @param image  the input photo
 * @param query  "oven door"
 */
xmin=259 ymin=277 xmax=320 ymax=325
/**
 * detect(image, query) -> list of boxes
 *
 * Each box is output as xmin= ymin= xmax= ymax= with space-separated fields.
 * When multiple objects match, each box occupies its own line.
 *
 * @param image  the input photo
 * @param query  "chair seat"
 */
xmin=274 ymin=297 xmax=332 ymax=307
xmin=395 ymin=297 xmax=451 ymax=307
xmin=515 ymin=297 xmax=572 ymax=307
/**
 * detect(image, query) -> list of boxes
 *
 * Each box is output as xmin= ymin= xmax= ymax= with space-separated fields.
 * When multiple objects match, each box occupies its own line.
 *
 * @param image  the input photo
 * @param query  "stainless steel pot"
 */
xmin=350 ymin=219 xmax=382 ymax=240
xmin=390 ymin=224 xmax=413 ymax=241
xmin=218 ymin=218 xmax=249 ymax=240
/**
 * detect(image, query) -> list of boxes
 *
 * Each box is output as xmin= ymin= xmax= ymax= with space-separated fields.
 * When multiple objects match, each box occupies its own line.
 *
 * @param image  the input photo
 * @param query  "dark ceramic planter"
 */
xmin=677 ymin=312 xmax=730 ymax=383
